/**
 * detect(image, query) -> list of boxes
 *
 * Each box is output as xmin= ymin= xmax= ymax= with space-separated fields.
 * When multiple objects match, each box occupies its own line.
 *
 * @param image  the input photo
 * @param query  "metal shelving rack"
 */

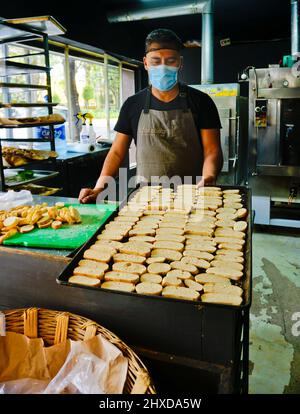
xmin=0 ymin=16 xmax=66 ymax=192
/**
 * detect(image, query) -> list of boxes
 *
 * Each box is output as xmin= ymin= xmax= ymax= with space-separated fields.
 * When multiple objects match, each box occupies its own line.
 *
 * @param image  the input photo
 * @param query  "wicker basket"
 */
xmin=2 ymin=307 xmax=156 ymax=394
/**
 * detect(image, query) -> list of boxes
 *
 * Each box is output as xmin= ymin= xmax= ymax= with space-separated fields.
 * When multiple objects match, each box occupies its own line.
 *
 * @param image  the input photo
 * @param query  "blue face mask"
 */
xmin=148 ymin=65 xmax=179 ymax=91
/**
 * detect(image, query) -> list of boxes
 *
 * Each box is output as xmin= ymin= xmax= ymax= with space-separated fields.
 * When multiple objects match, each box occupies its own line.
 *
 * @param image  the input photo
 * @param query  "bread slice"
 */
xmin=206 ymin=267 xmax=243 ymax=281
xmin=147 ymin=262 xmax=171 ymax=275
xmin=78 ymin=259 xmax=109 ymax=272
xmin=183 ymin=250 xmax=215 ymax=261
xmin=68 ymin=275 xmax=100 ymax=287
xmin=83 ymin=249 xmax=112 ymax=263
xmin=236 ymin=208 xmax=247 ymax=219
xmin=201 ymin=293 xmax=242 ymax=306
xmin=140 ymin=273 xmax=163 ymax=284
xmin=97 ymin=233 xmax=124 ymax=241
xmin=89 ymin=244 xmax=117 ymax=255
xmin=185 ymin=229 xmax=214 ymax=237
xmin=162 ymin=286 xmax=200 ymax=301
xmin=222 ymin=189 xmax=240 ymax=194
xmin=214 ymin=229 xmax=245 ymax=239
xmin=211 ymin=260 xmax=244 ymax=271
xmin=223 ymin=202 xmax=243 ymax=209
xmin=218 ymin=243 xmax=243 ymax=252
xmin=135 ymin=282 xmax=162 ymax=296
xmin=166 ymin=269 xmax=192 ymax=280
xmin=101 ymin=281 xmax=135 ymax=292
xmin=214 ymin=253 xmax=244 ymax=264
xmin=119 ymin=241 xmax=152 ymax=257
xmin=203 ymin=284 xmax=243 ymax=296
xmin=233 ymin=221 xmax=247 ymax=232
xmin=73 ymin=266 xmax=105 ymax=279
xmin=181 ymin=256 xmax=210 ymax=269
xmin=216 ymin=249 xmax=244 ymax=258
xmin=95 ymin=239 xmax=123 ymax=250
xmin=151 ymin=248 xmax=182 ymax=261
xmin=104 ymin=271 xmax=139 ymax=284
xmin=153 ymin=241 xmax=184 ymax=252
xmin=213 ymin=237 xmax=245 ymax=245
xmin=154 ymin=234 xmax=185 ymax=244
xmin=113 ymin=253 xmax=146 ymax=264
xmin=184 ymin=244 xmax=217 ymax=253
xmin=195 ymin=274 xmax=231 ymax=284
xmin=156 ymin=228 xmax=184 ymax=236
xmin=216 ymin=207 xmax=237 ymax=214
xmin=114 ymin=216 xmax=139 ymax=223
xmin=128 ymin=228 xmax=156 ymax=237
xmin=112 ymin=262 xmax=146 ymax=275
xmin=146 ymin=256 xmax=166 ymax=264
xmin=159 ymin=222 xmax=185 ymax=229
xmin=170 ymin=261 xmax=198 ymax=275
xmin=162 ymin=274 xmax=183 ymax=287
xmin=184 ymin=279 xmax=204 ymax=291
xmin=215 ymin=220 xmax=235 ymax=228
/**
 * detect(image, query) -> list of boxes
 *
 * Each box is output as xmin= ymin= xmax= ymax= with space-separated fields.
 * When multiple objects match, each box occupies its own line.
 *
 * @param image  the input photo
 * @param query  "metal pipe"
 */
xmin=201 ymin=0 xmax=214 ymax=84
xmin=107 ymin=1 xmax=208 ymax=22
xmin=108 ymin=0 xmax=214 ymax=84
xmin=291 ymin=0 xmax=300 ymax=56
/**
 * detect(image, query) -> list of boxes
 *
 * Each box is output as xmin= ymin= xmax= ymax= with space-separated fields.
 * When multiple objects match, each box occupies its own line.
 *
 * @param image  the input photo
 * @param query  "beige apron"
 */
xmin=136 ymin=84 xmax=203 ymax=183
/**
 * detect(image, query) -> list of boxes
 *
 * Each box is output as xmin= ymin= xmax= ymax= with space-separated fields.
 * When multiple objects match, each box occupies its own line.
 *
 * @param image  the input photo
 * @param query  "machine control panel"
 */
xmin=254 ymin=99 xmax=268 ymax=127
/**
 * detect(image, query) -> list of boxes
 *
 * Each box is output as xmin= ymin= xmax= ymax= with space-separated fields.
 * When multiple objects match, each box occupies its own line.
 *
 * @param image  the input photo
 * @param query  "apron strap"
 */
xmin=143 ymin=83 xmax=189 ymax=113
xmin=143 ymin=86 xmax=152 ymax=114
xmin=179 ymin=83 xmax=189 ymax=113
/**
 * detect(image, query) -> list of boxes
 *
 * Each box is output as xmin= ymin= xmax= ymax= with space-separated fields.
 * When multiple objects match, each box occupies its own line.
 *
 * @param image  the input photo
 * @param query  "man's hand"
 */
xmin=78 ymin=188 xmax=102 ymax=204
xmin=197 ymin=176 xmax=216 ymax=187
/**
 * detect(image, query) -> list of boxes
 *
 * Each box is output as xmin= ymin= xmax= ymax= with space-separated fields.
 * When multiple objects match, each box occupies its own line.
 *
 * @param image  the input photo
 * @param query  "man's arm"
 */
xmin=199 ymin=128 xmax=223 ymax=186
xmin=79 ymin=132 xmax=131 ymax=203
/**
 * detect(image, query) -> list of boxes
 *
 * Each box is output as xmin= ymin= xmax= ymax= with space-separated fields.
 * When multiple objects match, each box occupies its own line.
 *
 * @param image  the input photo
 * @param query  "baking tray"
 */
xmin=57 ymin=185 xmax=252 ymax=364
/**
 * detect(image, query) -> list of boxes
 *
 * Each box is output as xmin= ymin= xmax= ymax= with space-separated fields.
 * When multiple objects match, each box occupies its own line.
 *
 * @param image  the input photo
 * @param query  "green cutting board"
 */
xmin=3 ymin=203 xmax=118 ymax=250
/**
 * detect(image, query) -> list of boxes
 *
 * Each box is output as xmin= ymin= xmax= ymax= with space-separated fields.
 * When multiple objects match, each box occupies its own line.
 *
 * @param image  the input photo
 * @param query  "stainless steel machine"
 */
xmin=190 ymin=83 xmax=248 ymax=185
xmin=247 ymin=67 xmax=300 ymax=228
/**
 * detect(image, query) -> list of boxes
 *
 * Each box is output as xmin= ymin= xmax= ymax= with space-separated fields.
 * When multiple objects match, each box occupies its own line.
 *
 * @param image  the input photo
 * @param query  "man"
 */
xmin=79 ymin=28 xmax=222 ymax=204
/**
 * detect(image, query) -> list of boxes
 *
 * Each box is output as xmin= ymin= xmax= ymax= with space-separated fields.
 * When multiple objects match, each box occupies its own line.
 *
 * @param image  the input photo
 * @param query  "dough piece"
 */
xmin=135 ymin=282 xmax=162 ymax=296
xmin=184 ymin=279 xmax=204 ymax=292
xmin=151 ymin=248 xmax=182 ymax=261
xmin=147 ymin=262 xmax=171 ymax=275
xmin=68 ymin=275 xmax=100 ymax=287
xmin=83 ymin=249 xmax=112 ymax=263
xmin=101 ymin=281 xmax=135 ymax=292
xmin=73 ymin=266 xmax=104 ymax=279
xmin=201 ymin=293 xmax=242 ymax=306
xmin=162 ymin=286 xmax=200 ymax=301
xmin=140 ymin=273 xmax=163 ymax=284
xmin=112 ymin=262 xmax=146 ymax=275
xmin=170 ymin=261 xmax=198 ymax=275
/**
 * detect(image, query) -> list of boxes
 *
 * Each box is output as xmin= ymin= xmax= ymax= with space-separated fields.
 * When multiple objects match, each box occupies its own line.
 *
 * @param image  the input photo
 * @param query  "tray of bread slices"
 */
xmin=57 ymin=185 xmax=252 ymax=308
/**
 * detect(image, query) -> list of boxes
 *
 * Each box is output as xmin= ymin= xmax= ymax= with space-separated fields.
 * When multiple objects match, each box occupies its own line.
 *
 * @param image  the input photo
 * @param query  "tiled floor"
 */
xmin=249 ymin=228 xmax=300 ymax=393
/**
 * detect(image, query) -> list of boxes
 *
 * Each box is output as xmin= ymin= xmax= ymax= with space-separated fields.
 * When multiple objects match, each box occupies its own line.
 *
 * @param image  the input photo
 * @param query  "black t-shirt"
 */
xmin=114 ymin=84 xmax=222 ymax=144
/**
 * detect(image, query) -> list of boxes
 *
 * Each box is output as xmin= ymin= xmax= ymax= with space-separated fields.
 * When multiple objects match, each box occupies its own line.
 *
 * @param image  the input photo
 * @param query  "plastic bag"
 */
xmin=0 ymin=378 xmax=49 ymax=394
xmin=0 ymin=190 xmax=33 ymax=211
